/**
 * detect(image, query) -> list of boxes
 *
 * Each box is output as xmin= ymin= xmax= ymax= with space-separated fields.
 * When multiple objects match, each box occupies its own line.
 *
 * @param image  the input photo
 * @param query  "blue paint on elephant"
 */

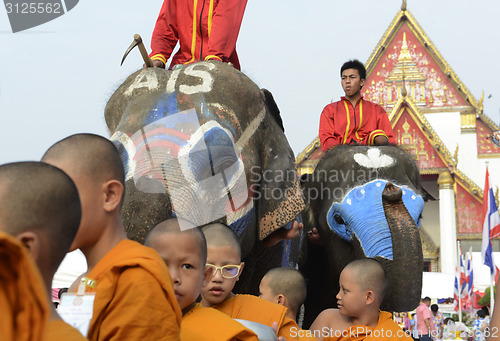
xmin=326 ymin=180 xmax=424 ymax=260
xmin=144 ymin=92 xmax=180 ymax=125
xmin=229 ymin=207 xmax=255 ymax=237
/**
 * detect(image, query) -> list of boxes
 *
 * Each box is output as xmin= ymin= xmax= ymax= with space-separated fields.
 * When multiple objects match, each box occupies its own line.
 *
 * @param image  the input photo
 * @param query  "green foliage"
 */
xmin=478 ymin=286 xmax=496 ymax=306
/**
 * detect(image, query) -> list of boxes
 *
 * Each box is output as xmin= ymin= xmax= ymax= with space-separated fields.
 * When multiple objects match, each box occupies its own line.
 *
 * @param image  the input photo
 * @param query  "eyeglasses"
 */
xmin=206 ymin=263 xmax=242 ymax=279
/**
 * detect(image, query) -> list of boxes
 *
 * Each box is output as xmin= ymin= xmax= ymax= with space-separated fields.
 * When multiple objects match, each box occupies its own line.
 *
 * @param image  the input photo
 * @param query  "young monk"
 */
xmin=41 ymin=133 xmax=182 ymax=340
xmin=145 ymin=218 xmax=258 ymax=340
xmin=200 ymin=223 xmax=299 ymax=340
xmin=310 ymin=258 xmax=412 ymax=341
xmin=0 ymin=231 xmax=48 ymax=341
xmin=0 ymin=161 xmax=86 ymax=340
xmin=260 ymin=268 xmax=318 ymax=341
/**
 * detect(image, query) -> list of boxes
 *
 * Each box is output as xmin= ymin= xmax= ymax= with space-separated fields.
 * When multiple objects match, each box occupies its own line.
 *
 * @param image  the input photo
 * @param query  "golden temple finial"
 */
xmin=401 ymin=0 xmax=407 ymax=11
xmin=479 ymin=91 xmax=484 ymax=114
xmin=453 ymin=145 xmax=459 ymax=167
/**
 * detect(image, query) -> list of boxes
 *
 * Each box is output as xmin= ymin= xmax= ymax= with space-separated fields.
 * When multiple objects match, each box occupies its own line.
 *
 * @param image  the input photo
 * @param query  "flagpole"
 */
xmin=458 ymin=240 xmax=462 ymax=323
xmin=491 ymin=270 xmax=495 ymax=313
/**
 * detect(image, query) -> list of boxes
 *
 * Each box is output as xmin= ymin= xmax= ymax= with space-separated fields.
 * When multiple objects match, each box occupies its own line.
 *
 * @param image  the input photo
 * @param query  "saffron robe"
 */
xmin=47 ymin=320 xmax=88 ymax=340
xmin=319 ymin=96 xmax=395 ymax=151
xmin=0 ymin=231 xmax=49 ymax=341
xmin=212 ymin=294 xmax=299 ymax=340
xmin=181 ymin=304 xmax=258 ymax=340
xmin=83 ymin=239 xmax=182 ymax=341
xmin=324 ymin=311 xmax=412 ymax=341
xmin=150 ymin=0 xmax=247 ymax=69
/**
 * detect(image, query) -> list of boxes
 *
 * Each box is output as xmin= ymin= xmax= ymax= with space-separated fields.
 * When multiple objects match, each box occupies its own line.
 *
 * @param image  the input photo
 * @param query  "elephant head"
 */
xmin=301 ymin=145 xmax=424 ymax=327
xmin=104 ymin=61 xmax=304 ymax=292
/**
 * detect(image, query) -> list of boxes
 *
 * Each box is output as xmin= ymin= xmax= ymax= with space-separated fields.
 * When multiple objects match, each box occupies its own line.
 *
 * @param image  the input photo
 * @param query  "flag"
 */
xmin=466 ymin=247 xmax=473 ymax=308
xmin=481 ymin=167 xmax=500 ymax=280
xmin=454 ymin=266 xmax=460 ymax=312
xmin=458 ymin=245 xmax=468 ymax=306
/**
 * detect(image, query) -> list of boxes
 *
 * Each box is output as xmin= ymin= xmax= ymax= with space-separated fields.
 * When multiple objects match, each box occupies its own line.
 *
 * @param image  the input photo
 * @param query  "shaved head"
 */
xmin=201 ymin=223 xmax=241 ymax=258
xmin=0 ymin=162 xmax=81 ymax=270
xmin=264 ymin=267 xmax=307 ymax=312
xmin=41 ymin=133 xmax=125 ymax=188
xmin=344 ymin=258 xmax=387 ymax=302
xmin=145 ymin=218 xmax=207 ymax=262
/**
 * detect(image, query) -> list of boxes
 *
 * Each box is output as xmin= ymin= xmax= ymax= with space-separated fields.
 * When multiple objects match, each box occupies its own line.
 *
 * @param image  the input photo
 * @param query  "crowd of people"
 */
xmin=1 ymin=133 xmax=414 ymax=341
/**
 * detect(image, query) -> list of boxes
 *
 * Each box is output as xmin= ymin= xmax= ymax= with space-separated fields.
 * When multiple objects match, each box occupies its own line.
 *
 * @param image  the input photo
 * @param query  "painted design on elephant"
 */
xmin=326 ymin=179 xmax=424 ymax=260
xmin=353 ymin=148 xmax=395 ymax=169
xmin=110 ymin=88 xmax=274 ymax=232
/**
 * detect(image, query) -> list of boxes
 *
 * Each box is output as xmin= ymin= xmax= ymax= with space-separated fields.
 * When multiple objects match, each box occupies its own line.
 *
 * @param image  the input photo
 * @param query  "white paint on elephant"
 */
xmin=179 ymin=63 xmax=215 ymax=95
xmin=166 ymin=68 xmax=182 ymax=93
xmin=124 ymin=70 xmax=159 ymax=96
xmin=208 ymin=103 xmax=242 ymax=134
xmin=235 ymin=105 xmax=266 ymax=152
xmin=353 ymin=148 xmax=395 ymax=169
xmin=110 ymin=131 xmax=136 ymax=181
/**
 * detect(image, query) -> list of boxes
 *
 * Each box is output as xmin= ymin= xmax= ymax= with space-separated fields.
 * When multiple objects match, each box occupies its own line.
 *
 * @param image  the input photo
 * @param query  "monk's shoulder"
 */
xmin=310 ymin=308 xmax=350 ymax=332
xmin=47 ymin=320 xmax=87 ymax=340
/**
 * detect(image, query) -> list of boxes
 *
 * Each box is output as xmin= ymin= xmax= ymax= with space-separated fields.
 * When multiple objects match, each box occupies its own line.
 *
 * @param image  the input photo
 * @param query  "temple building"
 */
xmin=295 ymin=2 xmax=500 ymax=277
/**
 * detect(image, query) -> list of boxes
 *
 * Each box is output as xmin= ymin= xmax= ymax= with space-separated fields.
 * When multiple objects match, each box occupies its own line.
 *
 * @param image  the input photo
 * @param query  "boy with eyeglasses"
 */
xmin=145 ymin=218 xmax=258 ymax=340
xmin=201 ymin=223 xmax=299 ymax=340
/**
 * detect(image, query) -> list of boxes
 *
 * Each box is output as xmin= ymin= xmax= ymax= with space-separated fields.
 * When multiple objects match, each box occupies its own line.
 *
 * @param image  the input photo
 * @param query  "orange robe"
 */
xmin=324 ymin=311 xmax=412 ymax=341
xmin=298 ymin=329 xmax=319 ymax=341
xmin=212 ymin=294 xmax=299 ymax=340
xmin=0 ymin=231 xmax=49 ymax=341
xmin=83 ymin=239 xmax=182 ymax=341
xmin=47 ymin=320 xmax=88 ymax=340
xmin=181 ymin=304 xmax=258 ymax=340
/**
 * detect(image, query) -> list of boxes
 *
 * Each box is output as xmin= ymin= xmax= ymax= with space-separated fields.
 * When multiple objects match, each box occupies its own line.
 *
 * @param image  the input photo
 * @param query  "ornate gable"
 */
xmin=364 ymin=8 xmax=482 ymax=113
xmin=477 ymin=117 xmax=500 ymax=158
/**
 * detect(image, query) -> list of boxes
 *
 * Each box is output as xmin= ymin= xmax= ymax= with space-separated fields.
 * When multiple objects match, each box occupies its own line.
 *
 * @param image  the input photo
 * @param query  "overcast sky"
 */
xmin=1 ymin=0 xmax=499 ymax=165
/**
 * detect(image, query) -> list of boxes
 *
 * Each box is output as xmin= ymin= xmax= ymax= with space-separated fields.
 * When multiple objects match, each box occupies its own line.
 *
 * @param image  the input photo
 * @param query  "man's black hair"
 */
xmin=430 ymin=304 xmax=438 ymax=312
xmin=340 ymin=59 xmax=367 ymax=80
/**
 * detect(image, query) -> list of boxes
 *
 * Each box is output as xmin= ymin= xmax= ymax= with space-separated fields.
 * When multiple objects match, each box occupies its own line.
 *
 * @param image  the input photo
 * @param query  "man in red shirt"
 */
xmin=319 ymin=59 xmax=395 ymax=151
xmin=149 ymin=0 xmax=247 ymax=70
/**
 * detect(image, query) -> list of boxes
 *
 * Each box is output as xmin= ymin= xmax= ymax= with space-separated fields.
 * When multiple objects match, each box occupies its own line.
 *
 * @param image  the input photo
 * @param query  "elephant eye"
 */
xmin=334 ymin=214 xmax=345 ymax=225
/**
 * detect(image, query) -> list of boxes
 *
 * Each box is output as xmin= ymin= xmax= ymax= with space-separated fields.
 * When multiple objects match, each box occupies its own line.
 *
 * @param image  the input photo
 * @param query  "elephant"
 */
xmin=300 ymin=145 xmax=424 ymax=328
xmin=104 ymin=61 xmax=305 ymax=293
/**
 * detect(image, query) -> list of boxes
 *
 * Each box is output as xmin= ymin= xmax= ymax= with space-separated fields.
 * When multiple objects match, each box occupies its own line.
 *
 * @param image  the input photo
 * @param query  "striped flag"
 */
xmin=466 ymin=247 xmax=473 ymax=308
xmin=481 ymin=167 xmax=500 ymax=281
xmin=454 ymin=266 xmax=460 ymax=311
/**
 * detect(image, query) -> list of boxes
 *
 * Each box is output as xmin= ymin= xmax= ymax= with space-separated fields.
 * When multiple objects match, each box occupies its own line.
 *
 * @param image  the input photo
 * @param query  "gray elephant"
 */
xmin=104 ymin=61 xmax=304 ymax=293
xmin=300 ymin=145 xmax=424 ymax=327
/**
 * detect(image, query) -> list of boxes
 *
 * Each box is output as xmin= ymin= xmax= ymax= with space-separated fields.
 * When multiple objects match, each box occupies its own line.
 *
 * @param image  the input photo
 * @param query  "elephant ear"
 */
xmin=256 ymin=90 xmax=305 ymax=240
xmin=261 ymin=89 xmax=284 ymax=132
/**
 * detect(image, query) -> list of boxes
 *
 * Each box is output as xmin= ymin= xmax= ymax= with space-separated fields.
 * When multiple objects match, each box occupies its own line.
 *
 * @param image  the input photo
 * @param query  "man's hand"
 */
xmin=307 ymin=227 xmax=324 ymax=245
xmin=272 ymin=322 xmax=286 ymax=341
xmin=144 ymin=60 xmax=165 ymax=69
xmin=263 ymin=221 xmax=304 ymax=247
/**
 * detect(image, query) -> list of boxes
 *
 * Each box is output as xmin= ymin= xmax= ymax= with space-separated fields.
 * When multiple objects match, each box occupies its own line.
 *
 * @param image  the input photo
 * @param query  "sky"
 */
xmin=1 ymin=0 xmax=500 ymax=165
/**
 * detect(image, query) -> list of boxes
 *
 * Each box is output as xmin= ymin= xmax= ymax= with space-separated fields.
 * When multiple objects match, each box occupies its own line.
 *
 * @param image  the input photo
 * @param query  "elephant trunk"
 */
xmin=378 ymin=182 xmax=422 ymax=312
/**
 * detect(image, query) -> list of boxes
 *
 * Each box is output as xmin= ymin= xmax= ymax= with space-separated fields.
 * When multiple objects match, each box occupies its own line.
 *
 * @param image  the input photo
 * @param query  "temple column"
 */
xmin=437 ymin=170 xmax=457 ymax=274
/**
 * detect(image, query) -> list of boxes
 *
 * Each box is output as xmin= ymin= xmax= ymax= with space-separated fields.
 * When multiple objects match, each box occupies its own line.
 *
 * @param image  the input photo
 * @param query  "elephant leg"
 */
xmin=301 ymin=242 xmax=336 ymax=329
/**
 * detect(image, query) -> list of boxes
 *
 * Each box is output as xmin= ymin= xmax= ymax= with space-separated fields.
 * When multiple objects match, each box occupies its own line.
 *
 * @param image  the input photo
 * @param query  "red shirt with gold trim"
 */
xmin=149 ymin=0 xmax=247 ymax=70
xmin=319 ymin=96 xmax=395 ymax=151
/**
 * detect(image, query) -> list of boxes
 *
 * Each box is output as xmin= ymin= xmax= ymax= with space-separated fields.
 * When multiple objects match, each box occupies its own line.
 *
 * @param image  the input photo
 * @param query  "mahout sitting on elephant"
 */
xmin=104 ymin=61 xmax=305 ymax=293
xmin=300 ymin=145 xmax=424 ymax=328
